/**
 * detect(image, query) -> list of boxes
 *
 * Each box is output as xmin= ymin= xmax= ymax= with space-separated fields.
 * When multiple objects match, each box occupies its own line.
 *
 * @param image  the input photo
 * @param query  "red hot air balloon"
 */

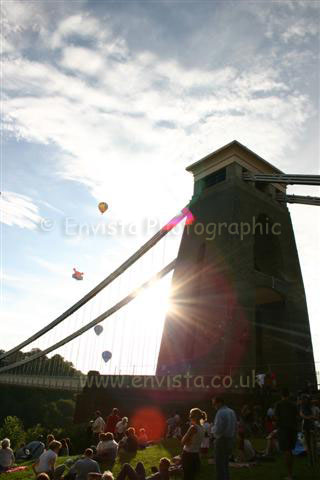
xmin=72 ymin=268 xmax=84 ymax=280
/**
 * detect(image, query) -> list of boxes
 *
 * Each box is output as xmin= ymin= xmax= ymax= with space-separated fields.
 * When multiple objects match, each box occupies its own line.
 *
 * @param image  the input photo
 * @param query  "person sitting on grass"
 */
xmin=33 ymin=440 xmax=62 ymax=479
xmin=119 ymin=428 xmax=138 ymax=454
xmin=96 ymin=433 xmax=118 ymax=466
xmin=46 ymin=435 xmax=55 ymax=450
xmin=0 ymin=438 xmax=15 ymax=473
xmin=68 ymin=448 xmax=100 ymax=480
xmin=65 ymin=438 xmax=72 ymax=456
xmin=87 ymin=474 xmax=102 ymax=480
xmin=237 ymin=422 xmax=256 ymax=462
xmin=15 ymin=443 xmax=29 ymax=461
xmin=59 ymin=439 xmax=69 ymax=457
xmin=96 ymin=433 xmax=109 ymax=457
xmin=36 ymin=474 xmax=50 ymax=480
xmin=137 ymin=429 xmax=148 ymax=449
xmin=101 ymin=457 xmax=177 ymax=479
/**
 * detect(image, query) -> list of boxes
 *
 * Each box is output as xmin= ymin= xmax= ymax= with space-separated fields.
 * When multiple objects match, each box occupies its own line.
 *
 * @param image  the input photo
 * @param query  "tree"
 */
xmin=56 ymin=399 xmax=75 ymax=423
xmin=25 ymin=424 xmax=45 ymax=444
xmin=43 ymin=399 xmax=75 ymax=429
xmin=0 ymin=348 xmax=83 ymax=377
xmin=0 ymin=416 xmax=25 ymax=448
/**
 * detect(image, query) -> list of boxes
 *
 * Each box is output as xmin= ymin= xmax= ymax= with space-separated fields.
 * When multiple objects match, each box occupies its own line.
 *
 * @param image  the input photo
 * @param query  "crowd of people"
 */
xmin=0 ymin=390 xmax=319 ymax=480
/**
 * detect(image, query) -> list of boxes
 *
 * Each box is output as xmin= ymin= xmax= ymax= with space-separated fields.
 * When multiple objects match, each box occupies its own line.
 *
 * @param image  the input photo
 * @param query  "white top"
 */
xmin=97 ymin=440 xmax=118 ymax=455
xmin=201 ymin=421 xmax=211 ymax=448
xmin=266 ymin=407 xmax=274 ymax=418
xmin=0 ymin=448 xmax=15 ymax=468
xmin=312 ymin=406 xmax=320 ymax=419
xmin=116 ymin=420 xmax=128 ymax=434
xmin=35 ymin=450 xmax=57 ymax=473
xmin=256 ymin=374 xmax=266 ymax=387
xmin=92 ymin=416 xmax=106 ymax=433
xmin=183 ymin=424 xmax=204 ymax=453
xmin=243 ymin=439 xmax=255 ymax=461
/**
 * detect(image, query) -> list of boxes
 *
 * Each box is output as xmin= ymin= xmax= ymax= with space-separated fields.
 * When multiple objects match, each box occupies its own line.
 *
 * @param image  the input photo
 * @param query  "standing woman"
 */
xmin=181 ymin=408 xmax=205 ymax=480
xmin=105 ymin=408 xmax=121 ymax=434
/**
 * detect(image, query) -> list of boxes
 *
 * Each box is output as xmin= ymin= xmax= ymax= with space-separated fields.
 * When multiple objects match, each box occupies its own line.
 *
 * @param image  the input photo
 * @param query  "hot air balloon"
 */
xmin=94 ymin=325 xmax=103 ymax=336
xmin=72 ymin=268 xmax=84 ymax=280
xmin=98 ymin=202 xmax=108 ymax=214
xmin=102 ymin=351 xmax=112 ymax=363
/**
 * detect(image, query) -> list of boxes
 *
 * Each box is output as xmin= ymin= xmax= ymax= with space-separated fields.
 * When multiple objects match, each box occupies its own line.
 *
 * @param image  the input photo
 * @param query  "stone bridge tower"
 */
xmin=156 ymin=141 xmax=316 ymax=391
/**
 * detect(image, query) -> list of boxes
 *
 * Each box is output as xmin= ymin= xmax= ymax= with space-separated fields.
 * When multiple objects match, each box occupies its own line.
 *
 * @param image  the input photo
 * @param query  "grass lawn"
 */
xmin=7 ymin=439 xmax=319 ymax=480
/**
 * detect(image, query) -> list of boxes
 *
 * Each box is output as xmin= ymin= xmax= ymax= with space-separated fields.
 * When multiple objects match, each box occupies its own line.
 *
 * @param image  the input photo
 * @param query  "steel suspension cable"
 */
xmin=0 ymin=209 xmax=187 ymax=361
xmin=0 ymin=259 xmax=176 ymax=373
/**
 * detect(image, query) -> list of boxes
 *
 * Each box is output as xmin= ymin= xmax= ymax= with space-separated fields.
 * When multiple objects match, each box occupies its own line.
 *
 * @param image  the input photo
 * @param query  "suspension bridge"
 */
xmin=1 ymin=141 xmax=319 ymax=405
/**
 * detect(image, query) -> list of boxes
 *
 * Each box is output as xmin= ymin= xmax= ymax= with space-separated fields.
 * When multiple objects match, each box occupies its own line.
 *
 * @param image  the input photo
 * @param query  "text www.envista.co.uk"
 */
xmin=80 ymin=372 xmax=258 ymax=390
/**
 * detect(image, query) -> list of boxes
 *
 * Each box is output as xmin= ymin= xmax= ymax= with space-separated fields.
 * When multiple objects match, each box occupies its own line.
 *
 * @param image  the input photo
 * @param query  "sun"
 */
xmin=132 ymin=275 xmax=173 ymax=331
xmin=113 ymin=274 xmax=173 ymax=375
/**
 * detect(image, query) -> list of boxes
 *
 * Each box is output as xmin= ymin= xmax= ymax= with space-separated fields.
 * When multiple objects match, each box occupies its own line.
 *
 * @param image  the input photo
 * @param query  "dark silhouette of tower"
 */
xmin=156 ymin=141 xmax=316 ymax=391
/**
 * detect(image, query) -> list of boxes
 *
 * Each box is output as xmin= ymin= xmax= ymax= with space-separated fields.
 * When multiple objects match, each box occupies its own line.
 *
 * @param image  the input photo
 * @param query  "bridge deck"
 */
xmin=0 ymin=374 xmax=83 ymax=392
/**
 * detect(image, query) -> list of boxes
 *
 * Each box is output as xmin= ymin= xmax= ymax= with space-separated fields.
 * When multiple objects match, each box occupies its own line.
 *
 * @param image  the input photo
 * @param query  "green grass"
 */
xmin=8 ymin=438 xmax=319 ymax=480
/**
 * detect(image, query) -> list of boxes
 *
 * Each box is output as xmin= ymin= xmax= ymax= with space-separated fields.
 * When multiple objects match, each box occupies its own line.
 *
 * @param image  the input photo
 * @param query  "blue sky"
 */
xmin=1 ymin=0 xmax=319 ymax=375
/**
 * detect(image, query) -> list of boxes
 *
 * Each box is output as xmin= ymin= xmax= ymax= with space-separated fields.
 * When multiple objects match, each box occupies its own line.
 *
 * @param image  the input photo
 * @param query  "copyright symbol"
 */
xmin=40 ymin=218 xmax=55 ymax=232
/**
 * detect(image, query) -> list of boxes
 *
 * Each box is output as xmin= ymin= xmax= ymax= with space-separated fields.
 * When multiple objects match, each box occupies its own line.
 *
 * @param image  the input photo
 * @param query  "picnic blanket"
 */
xmin=2 ymin=466 xmax=28 ymax=474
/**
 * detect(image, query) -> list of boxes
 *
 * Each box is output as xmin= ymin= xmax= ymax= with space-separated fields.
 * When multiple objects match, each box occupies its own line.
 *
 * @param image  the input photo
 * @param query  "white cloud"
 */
xmin=60 ymin=46 xmax=105 ymax=75
xmin=2 ymin=5 xmax=318 ymax=236
xmin=1 ymin=0 xmax=36 ymax=28
xmin=50 ymin=13 xmax=105 ymax=49
xmin=2 ymin=48 xmax=313 ymax=226
xmin=282 ymin=19 xmax=319 ymax=42
xmin=0 ymin=192 xmax=43 ymax=230
xmin=245 ymin=1 xmax=319 ymax=43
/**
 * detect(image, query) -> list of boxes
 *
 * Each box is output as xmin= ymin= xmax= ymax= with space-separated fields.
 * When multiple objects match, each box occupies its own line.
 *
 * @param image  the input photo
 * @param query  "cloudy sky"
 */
xmin=1 ymin=0 xmax=319 ymax=376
